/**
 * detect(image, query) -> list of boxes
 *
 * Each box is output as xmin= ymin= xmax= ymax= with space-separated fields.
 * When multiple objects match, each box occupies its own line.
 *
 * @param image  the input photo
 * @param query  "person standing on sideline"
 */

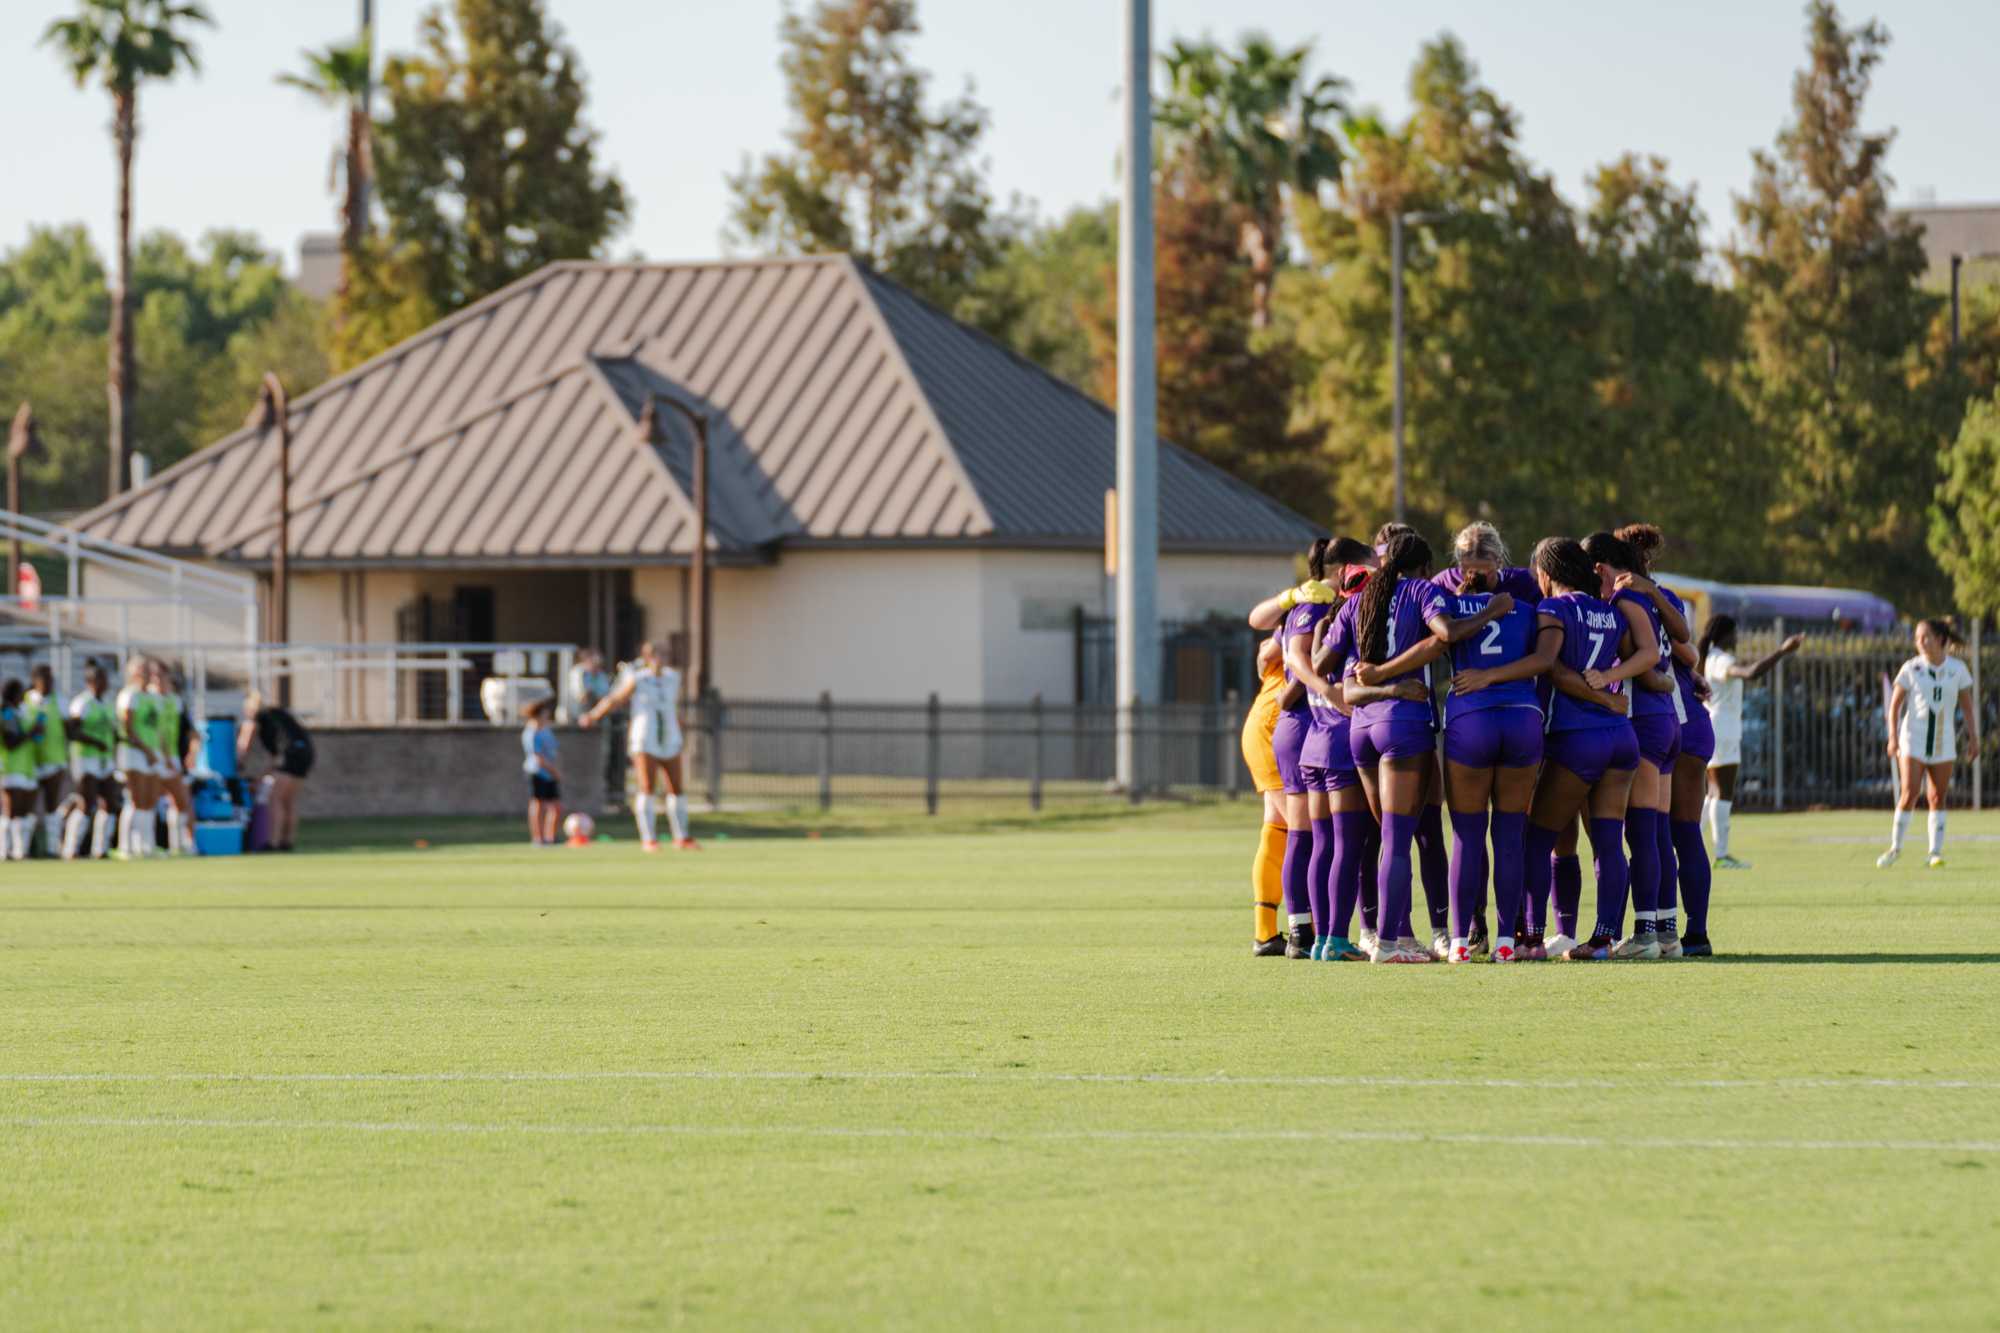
xmin=1880 ymin=619 xmax=1979 ymax=869
xmin=521 ymin=699 xmax=564 ymax=846
xmin=1699 ymin=616 xmax=1803 ymax=869
xmin=238 ymin=693 xmax=314 ymax=852
xmin=65 ymin=662 xmax=119 ymax=860
xmin=580 ymin=641 xmax=698 ymax=852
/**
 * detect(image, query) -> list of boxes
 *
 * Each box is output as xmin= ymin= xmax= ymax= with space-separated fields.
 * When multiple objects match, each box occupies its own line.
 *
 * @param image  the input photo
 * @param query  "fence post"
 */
xmin=704 ymin=688 xmax=723 ymax=810
xmin=925 ymin=692 xmax=941 ymax=815
xmin=1128 ymin=700 xmax=1143 ymax=805
xmin=1974 ymin=618 xmax=1985 ymax=812
xmin=1772 ymin=615 xmax=1786 ymax=812
xmin=446 ymin=649 xmax=463 ymax=724
xmin=1224 ymin=688 xmax=1241 ymax=799
xmin=817 ymin=690 xmax=833 ymax=812
xmin=387 ymin=648 xmax=398 ymax=724
xmin=1029 ymin=693 xmax=1044 ymax=811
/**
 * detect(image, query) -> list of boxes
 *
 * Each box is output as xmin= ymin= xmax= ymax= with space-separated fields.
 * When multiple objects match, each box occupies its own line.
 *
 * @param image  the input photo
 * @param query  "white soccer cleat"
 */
xmin=1876 ymin=848 xmax=1899 ymax=869
xmin=1357 ymin=926 xmax=1380 ymax=956
xmin=1928 ymin=854 xmax=1946 ymax=869
xmin=1447 ymin=940 xmax=1473 ymax=964
xmin=1714 ymin=853 xmax=1752 ymax=870
xmin=1610 ymin=934 xmax=1662 ymax=961
xmin=1543 ymin=932 xmax=1578 ymax=958
xmin=1430 ymin=930 xmax=1450 ymax=960
xmin=1657 ymin=933 xmax=1684 ymax=960
xmin=1371 ymin=939 xmax=1434 ymax=964
xmin=1491 ymin=942 xmax=1518 ymax=964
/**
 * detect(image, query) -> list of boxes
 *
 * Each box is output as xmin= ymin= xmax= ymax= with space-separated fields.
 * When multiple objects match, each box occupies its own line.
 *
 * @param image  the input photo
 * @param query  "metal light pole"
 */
xmin=1114 ymin=0 xmax=1159 ymax=794
xmin=247 ymin=374 xmax=292 ymax=704
xmin=8 ymin=403 xmax=39 ymax=590
xmin=358 ymin=0 xmax=373 ymax=227
xmin=1390 ymin=210 xmax=1447 ymax=526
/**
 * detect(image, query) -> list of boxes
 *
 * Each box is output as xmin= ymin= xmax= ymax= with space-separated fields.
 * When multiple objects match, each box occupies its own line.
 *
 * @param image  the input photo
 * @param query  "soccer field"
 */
xmin=2 ymin=806 xmax=1995 ymax=1330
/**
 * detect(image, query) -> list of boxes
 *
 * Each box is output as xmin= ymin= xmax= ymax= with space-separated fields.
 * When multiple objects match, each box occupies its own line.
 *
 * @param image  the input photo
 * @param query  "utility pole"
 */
xmin=1391 ymin=210 xmax=1447 ymax=527
xmin=8 ymin=403 xmax=39 ymax=590
xmin=357 ymin=0 xmax=373 ymax=227
xmin=1115 ymin=0 xmax=1159 ymax=794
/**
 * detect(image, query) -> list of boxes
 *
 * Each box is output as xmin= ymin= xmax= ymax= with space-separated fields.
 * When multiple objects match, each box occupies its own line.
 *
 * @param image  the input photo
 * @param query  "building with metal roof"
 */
xmin=71 ymin=256 xmax=1320 ymax=708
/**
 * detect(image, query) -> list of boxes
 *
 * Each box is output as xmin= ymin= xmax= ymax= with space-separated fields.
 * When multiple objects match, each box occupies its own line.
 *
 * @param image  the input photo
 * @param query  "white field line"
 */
xmin=1 ymin=1070 xmax=1997 ymax=1091
xmin=6 ymin=1115 xmax=2000 ymax=1154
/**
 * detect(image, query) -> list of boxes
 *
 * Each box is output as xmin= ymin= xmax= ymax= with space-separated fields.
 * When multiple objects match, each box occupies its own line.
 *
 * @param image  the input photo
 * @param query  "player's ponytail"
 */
xmin=1305 ymin=537 xmax=1333 ymax=582
xmin=1357 ymin=530 xmax=1432 ymax=663
xmin=1582 ymin=530 xmax=1638 ymax=574
xmin=1613 ymin=523 xmax=1664 ymax=574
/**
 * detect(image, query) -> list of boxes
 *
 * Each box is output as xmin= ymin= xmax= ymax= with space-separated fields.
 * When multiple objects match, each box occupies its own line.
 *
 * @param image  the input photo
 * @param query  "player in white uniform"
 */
xmin=1880 ymin=619 xmax=1979 ymax=869
xmin=1699 ymin=616 xmax=1803 ymax=869
xmin=580 ymin=641 xmax=697 ymax=852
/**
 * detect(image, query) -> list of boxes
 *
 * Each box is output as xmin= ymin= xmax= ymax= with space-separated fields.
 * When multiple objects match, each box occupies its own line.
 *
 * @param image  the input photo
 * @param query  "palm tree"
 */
xmin=43 ymin=0 xmax=212 ymax=500
xmin=277 ymin=33 xmax=374 ymax=316
xmin=1157 ymin=34 xmax=1349 ymax=329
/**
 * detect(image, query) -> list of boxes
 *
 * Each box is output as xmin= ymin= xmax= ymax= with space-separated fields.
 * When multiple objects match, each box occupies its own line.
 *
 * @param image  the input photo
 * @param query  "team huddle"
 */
xmin=1237 ymin=519 xmax=1813 ymax=965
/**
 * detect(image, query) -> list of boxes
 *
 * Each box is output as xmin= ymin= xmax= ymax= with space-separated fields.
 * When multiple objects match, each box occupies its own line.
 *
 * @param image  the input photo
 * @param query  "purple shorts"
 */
xmin=1350 ymin=716 xmax=1436 ymax=768
xmin=1632 ymin=711 xmax=1682 ymax=774
xmin=1545 ymin=724 xmax=1641 ymax=785
xmin=1296 ymin=763 xmax=1358 ymax=793
xmin=1273 ymin=709 xmax=1311 ymax=794
xmin=1678 ymin=707 xmax=1716 ymax=763
xmin=1443 ymin=707 xmax=1545 ymax=770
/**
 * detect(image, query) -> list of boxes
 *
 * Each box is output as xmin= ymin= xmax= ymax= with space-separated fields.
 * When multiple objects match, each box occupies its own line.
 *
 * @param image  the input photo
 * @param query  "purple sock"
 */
xmin=1378 ymin=811 xmax=1420 ymax=943
xmin=1330 ymin=810 xmax=1371 ymax=941
xmin=1416 ymin=803 xmax=1450 ymax=933
xmin=1626 ymin=809 xmax=1660 ymax=925
xmin=1553 ymin=854 xmax=1583 ymax=938
xmin=1587 ymin=817 xmax=1629 ymax=940
xmin=1307 ymin=817 xmax=1334 ymax=938
xmin=1673 ymin=818 xmax=1711 ymax=936
xmin=1655 ymin=810 xmax=1678 ymax=928
xmin=1281 ymin=829 xmax=1312 ymax=926
xmin=1490 ymin=812 xmax=1527 ymax=942
xmin=1447 ymin=810 xmax=1488 ymax=941
xmin=1523 ymin=824 xmax=1559 ymax=935
xmin=1358 ymin=823 xmax=1381 ymax=935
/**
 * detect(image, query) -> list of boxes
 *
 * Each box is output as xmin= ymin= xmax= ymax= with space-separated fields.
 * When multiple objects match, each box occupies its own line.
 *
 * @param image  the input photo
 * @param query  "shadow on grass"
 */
xmin=1701 ymin=953 xmax=2000 ymax=965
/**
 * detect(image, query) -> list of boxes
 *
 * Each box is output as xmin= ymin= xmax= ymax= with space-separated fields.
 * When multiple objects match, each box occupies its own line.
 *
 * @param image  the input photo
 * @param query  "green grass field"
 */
xmin=3 ymin=803 xmax=1997 ymax=1331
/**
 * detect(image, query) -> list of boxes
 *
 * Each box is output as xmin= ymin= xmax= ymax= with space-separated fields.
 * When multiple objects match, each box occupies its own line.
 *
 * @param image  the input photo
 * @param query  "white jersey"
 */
xmin=1703 ymin=650 xmax=1744 ymax=738
xmin=1896 ymin=654 xmax=1973 ymax=764
xmin=622 ymin=664 xmax=684 ymax=759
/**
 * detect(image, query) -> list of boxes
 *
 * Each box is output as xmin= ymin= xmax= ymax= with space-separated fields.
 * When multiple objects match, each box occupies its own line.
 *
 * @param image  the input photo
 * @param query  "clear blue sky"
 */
xmin=5 ymin=0 xmax=1994 ymax=275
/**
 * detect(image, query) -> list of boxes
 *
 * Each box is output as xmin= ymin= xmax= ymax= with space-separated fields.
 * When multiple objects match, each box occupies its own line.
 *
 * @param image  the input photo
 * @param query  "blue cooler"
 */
xmin=204 ymin=718 xmax=238 ymax=780
xmin=191 ymin=777 xmax=235 ymax=822
xmin=193 ymin=822 xmax=244 ymax=856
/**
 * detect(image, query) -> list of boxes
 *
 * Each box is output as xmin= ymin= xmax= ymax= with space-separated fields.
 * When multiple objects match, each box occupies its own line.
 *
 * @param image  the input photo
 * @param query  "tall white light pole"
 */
xmin=1115 ymin=0 xmax=1159 ymax=794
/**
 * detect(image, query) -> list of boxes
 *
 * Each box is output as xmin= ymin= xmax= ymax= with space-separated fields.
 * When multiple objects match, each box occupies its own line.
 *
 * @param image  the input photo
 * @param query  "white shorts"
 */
xmin=35 ymin=762 xmax=64 ymax=782
xmin=1707 ymin=731 xmax=1742 ymax=769
xmin=629 ymin=727 xmax=684 ymax=763
xmin=117 ymin=745 xmax=154 ymax=779
xmin=1 ymin=773 xmax=36 ymax=792
xmin=1901 ymin=727 xmax=1956 ymax=766
xmin=72 ymin=755 xmax=113 ymax=781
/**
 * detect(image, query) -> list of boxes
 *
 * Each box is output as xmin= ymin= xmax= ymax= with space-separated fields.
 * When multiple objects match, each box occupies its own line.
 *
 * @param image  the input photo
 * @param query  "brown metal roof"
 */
xmin=72 ymin=256 xmax=1321 ymax=566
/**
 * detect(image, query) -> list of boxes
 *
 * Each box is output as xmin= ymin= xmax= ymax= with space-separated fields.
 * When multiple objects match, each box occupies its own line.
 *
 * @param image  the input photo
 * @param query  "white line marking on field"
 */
xmin=6 ymin=1115 xmax=1999 ymax=1155
xmin=2 ymin=1070 xmax=1996 ymax=1091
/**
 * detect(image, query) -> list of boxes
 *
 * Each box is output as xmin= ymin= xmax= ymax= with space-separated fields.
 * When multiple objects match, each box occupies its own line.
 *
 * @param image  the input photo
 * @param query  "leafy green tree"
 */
xmin=962 ymin=204 xmax=1114 ymax=390
xmin=1156 ymin=33 xmax=1348 ymax=329
xmin=1729 ymin=1 xmax=1944 ymax=605
xmin=278 ymin=32 xmax=375 ymax=314
xmin=1932 ymin=388 xmax=2000 ymax=617
xmin=41 ymin=0 xmax=213 ymax=498
xmin=345 ymin=0 xmax=628 ymax=365
xmin=728 ymin=0 xmax=1014 ymax=321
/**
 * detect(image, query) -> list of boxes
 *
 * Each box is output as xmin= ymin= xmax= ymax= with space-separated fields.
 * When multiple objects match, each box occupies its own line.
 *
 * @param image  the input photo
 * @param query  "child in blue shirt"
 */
xmin=521 ymin=699 xmax=563 ymax=846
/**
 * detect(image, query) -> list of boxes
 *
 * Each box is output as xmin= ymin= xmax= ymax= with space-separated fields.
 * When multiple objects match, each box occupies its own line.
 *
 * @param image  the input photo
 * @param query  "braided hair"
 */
xmin=1356 ymin=530 xmax=1432 ymax=663
xmin=1532 ymin=537 xmax=1597 ymax=597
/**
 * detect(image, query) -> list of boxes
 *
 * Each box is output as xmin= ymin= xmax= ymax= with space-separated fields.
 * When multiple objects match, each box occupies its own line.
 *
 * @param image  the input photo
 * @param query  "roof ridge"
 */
xmin=839 ymin=257 xmax=995 ymax=538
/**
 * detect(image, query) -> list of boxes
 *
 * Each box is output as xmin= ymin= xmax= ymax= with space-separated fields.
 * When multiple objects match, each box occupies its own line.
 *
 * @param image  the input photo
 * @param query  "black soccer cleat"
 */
xmin=1679 ymin=933 xmax=1714 ymax=958
xmin=1285 ymin=925 xmax=1317 ymax=959
xmin=1252 ymin=934 xmax=1287 ymax=958
xmin=1564 ymin=933 xmax=1614 ymax=962
xmin=1468 ymin=916 xmax=1490 ymax=957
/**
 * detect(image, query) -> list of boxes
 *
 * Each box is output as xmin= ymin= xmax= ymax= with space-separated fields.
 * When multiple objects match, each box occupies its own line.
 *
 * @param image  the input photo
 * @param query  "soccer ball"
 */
xmin=563 ymin=813 xmax=595 ymax=845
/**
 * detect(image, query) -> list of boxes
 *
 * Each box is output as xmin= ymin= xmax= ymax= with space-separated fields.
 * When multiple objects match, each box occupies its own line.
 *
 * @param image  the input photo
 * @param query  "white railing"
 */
xmin=0 ymin=510 xmax=258 ymax=650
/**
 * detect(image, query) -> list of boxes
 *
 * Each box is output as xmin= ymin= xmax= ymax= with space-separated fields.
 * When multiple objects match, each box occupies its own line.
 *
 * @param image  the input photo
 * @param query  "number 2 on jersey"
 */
xmin=1478 ymin=621 xmax=1504 ymax=656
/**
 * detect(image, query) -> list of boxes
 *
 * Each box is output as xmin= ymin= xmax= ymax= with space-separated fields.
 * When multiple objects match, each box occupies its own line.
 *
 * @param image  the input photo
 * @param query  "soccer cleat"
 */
xmin=1875 ymin=848 xmax=1898 ymax=869
xmin=1928 ymin=855 xmax=1946 ymax=869
xmin=1492 ymin=942 xmax=1518 ymax=964
xmin=674 ymin=838 xmax=702 ymax=851
xmin=1309 ymin=936 xmax=1328 ymax=961
xmin=1325 ymin=937 xmax=1369 ymax=962
xmin=1356 ymin=926 xmax=1380 ymax=956
xmin=1370 ymin=939 xmax=1434 ymax=964
xmin=1564 ymin=934 xmax=1613 ymax=961
xmin=1447 ymin=941 xmax=1473 ymax=964
xmin=1679 ymin=933 xmax=1714 ymax=958
xmin=1542 ymin=932 xmax=1578 ymax=959
xmin=1468 ymin=917 xmax=1490 ymax=958
xmin=1252 ymin=934 xmax=1288 ymax=958
xmin=1431 ymin=930 xmax=1450 ymax=961
xmin=1286 ymin=926 xmax=1317 ymax=959
xmin=641 ymin=839 xmax=662 ymax=854
xmin=1610 ymin=933 xmax=1662 ymax=961
xmin=1715 ymin=853 xmax=1752 ymax=870
xmin=1657 ymin=933 xmax=1684 ymax=960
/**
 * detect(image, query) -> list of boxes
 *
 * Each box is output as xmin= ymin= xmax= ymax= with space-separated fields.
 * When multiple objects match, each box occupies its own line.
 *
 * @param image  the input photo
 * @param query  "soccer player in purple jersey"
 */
xmin=1340 ymin=530 xmax=1511 ymax=964
xmin=1268 ymin=539 xmax=1340 ymax=958
xmin=1516 ymin=538 xmax=1648 ymax=962
xmin=1583 ymin=530 xmax=1684 ymax=959
xmin=1371 ymin=523 xmax=1453 ymax=956
xmin=1660 ymin=583 xmax=1718 ymax=957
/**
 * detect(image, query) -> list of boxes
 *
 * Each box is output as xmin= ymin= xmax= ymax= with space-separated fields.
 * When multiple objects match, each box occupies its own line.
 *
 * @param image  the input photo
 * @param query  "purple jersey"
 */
xmin=1444 ymin=591 xmax=1543 ymax=721
xmin=1541 ymin=591 xmax=1628 ymax=732
xmin=1614 ymin=587 xmax=1677 ymax=718
xmin=1278 ymin=600 xmax=1332 ymax=715
xmin=1433 ymin=564 xmax=1541 ymax=605
xmin=1661 ymin=586 xmax=1701 ymax=717
xmin=1342 ymin=577 xmax=1448 ymax=725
